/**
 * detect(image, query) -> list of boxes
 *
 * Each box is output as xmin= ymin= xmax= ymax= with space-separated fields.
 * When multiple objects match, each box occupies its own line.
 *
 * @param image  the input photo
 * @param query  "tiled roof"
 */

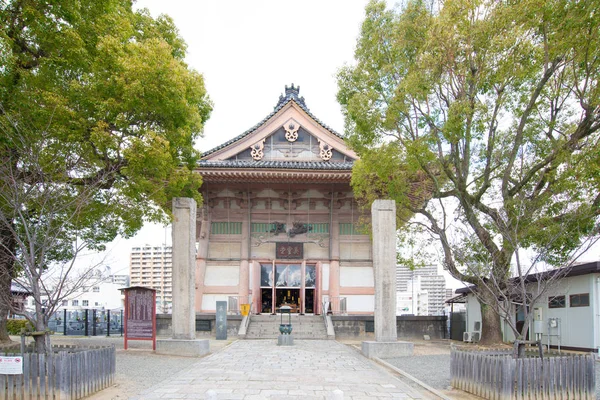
xmin=201 ymin=84 xmax=344 ymax=157
xmin=198 ymin=160 xmax=354 ymax=170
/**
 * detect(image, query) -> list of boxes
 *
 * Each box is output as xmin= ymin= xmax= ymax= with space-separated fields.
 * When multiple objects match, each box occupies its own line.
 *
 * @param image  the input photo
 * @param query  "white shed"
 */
xmin=456 ymin=261 xmax=600 ymax=352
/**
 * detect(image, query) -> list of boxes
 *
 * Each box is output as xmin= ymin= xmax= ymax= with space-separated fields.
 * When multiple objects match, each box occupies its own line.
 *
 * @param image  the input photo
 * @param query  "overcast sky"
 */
xmin=86 ymin=0 xmax=374 ymax=277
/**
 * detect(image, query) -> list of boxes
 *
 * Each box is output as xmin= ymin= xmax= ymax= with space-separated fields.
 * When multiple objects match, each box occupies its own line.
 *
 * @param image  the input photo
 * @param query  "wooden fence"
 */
xmin=451 ymin=349 xmax=596 ymax=399
xmin=0 ymin=345 xmax=115 ymax=400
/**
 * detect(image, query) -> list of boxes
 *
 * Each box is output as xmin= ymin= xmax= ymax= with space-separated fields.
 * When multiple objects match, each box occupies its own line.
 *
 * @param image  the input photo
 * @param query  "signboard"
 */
xmin=276 ymin=242 xmax=303 ymax=259
xmin=0 ymin=357 xmax=23 ymax=375
xmin=123 ymin=286 xmax=156 ymax=350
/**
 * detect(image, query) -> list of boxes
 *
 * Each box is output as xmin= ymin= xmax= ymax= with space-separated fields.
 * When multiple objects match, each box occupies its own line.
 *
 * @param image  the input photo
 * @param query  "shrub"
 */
xmin=7 ymin=319 xmax=32 ymax=335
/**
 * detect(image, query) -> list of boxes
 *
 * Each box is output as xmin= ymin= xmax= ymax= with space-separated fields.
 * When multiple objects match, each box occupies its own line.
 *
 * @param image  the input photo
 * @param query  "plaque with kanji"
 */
xmin=276 ymin=242 xmax=303 ymax=259
xmin=122 ymin=286 xmax=156 ymax=350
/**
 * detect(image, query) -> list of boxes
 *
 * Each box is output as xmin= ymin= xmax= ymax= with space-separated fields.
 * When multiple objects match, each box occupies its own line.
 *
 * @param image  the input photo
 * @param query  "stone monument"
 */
xmin=361 ymin=200 xmax=413 ymax=358
xmin=216 ymin=301 xmax=227 ymax=340
xmin=156 ymin=197 xmax=209 ymax=356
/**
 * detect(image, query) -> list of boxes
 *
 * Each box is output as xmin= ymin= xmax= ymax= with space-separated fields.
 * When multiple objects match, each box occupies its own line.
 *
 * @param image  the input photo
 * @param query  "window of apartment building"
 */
xmin=548 ymin=295 xmax=565 ymax=308
xmin=72 ymin=300 xmax=79 ymax=306
xmin=569 ymin=293 xmax=589 ymax=307
xmin=95 ymin=302 xmax=100 ymax=306
xmin=92 ymin=286 xmax=100 ymax=292
xmin=82 ymin=300 xmax=89 ymax=307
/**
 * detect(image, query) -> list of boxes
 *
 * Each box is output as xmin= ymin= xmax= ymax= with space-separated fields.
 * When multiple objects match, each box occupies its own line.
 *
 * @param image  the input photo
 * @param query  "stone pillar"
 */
xmin=157 ymin=197 xmax=209 ymax=356
xmin=371 ymin=199 xmax=397 ymax=342
xmin=172 ymin=197 xmax=197 ymax=340
xmin=362 ymin=199 xmax=413 ymax=358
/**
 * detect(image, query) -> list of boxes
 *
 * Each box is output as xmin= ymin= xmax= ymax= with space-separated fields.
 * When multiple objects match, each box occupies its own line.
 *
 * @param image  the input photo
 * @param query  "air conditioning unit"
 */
xmin=463 ymin=331 xmax=481 ymax=343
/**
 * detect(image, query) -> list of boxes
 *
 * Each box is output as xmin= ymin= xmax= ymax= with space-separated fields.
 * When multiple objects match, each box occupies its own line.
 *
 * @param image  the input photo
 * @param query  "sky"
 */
xmin=83 ymin=0 xmax=375 ymax=277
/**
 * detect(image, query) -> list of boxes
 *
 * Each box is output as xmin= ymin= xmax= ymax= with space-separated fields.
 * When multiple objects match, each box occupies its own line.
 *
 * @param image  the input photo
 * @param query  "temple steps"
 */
xmin=244 ymin=314 xmax=330 ymax=340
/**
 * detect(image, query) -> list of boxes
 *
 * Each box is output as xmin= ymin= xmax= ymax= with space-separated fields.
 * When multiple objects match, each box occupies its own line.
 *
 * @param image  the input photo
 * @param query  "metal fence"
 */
xmin=48 ymin=309 xmax=123 ymax=337
xmin=451 ymin=349 xmax=595 ymax=399
xmin=0 ymin=345 xmax=115 ymax=400
xmin=227 ymin=296 xmax=252 ymax=315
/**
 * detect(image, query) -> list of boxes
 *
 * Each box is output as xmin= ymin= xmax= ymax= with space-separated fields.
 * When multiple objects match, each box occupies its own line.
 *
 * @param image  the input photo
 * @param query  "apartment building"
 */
xmin=129 ymin=245 xmax=173 ymax=313
xmin=396 ymin=264 xmax=446 ymax=316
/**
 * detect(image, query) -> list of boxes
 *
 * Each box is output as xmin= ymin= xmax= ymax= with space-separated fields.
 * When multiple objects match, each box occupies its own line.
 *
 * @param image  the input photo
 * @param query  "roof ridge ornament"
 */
xmin=275 ymin=83 xmax=307 ymax=109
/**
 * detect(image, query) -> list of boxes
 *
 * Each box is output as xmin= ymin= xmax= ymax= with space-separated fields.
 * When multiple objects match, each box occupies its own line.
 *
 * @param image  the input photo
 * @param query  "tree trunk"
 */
xmin=0 ymin=226 xmax=16 ymax=344
xmin=478 ymin=288 xmax=504 ymax=345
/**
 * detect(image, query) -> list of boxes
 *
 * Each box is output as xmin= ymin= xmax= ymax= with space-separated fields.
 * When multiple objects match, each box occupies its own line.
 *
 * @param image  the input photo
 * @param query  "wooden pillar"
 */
xmin=252 ymin=261 xmax=261 ymax=314
xmin=329 ymin=216 xmax=340 ymax=300
xmin=195 ymin=205 xmax=210 ymax=312
xmin=239 ymin=216 xmax=250 ymax=301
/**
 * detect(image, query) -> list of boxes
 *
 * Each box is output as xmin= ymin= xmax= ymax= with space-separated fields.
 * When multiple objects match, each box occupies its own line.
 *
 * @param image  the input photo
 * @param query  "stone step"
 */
xmin=244 ymin=314 xmax=329 ymax=340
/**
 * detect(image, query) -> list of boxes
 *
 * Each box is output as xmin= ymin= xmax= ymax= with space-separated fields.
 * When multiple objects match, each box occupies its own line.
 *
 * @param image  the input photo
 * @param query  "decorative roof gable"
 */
xmin=201 ymin=85 xmax=357 ymax=163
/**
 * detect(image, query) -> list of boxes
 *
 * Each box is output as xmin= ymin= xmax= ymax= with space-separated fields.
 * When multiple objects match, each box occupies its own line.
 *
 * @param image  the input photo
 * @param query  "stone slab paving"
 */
xmin=132 ymin=339 xmax=421 ymax=399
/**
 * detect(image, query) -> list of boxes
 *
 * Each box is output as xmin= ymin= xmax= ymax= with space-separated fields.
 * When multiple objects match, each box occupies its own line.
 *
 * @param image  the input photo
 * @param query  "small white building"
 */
xmin=456 ymin=261 xmax=600 ymax=352
xmin=51 ymin=275 xmax=126 ymax=312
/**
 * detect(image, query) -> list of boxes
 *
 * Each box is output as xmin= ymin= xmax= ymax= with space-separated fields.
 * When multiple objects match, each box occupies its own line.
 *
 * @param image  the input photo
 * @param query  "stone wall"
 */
xmin=156 ymin=314 xmax=242 ymax=337
xmin=331 ymin=315 xmax=447 ymax=340
xmin=156 ymin=314 xmax=446 ymax=339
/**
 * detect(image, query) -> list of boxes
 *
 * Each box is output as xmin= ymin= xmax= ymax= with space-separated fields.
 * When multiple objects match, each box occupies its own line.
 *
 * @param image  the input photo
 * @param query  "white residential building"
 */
xmin=396 ymin=264 xmax=446 ymax=315
xmin=129 ymin=245 xmax=173 ymax=313
xmin=49 ymin=275 xmax=125 ymax=311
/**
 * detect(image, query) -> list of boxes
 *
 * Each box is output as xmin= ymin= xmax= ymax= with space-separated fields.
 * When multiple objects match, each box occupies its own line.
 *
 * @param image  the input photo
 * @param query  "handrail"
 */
xmin=324 ymin=297 xmax=347 ymax=315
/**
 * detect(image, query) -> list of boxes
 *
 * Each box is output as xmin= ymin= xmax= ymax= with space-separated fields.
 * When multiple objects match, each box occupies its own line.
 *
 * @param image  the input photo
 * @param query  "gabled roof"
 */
xmin=454 ymin=261 xmax=600 ymax=294
xmin=197 ymin=85 xmax=357 ymax=184
xmin=201 ymin=84 xmax=345 ymax=158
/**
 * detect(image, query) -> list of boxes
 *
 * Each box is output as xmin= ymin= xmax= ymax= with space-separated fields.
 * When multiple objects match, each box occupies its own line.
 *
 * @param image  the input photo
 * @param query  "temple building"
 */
xmin=195 ymin=85 xmax=374 ymax=315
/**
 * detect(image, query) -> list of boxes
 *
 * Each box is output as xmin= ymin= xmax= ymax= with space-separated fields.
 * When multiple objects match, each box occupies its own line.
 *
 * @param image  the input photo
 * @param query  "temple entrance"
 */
xmin=259 ymin=263 xmax=317 ymax=314
xmin=276 ymin=289 xmax=300 ymax=313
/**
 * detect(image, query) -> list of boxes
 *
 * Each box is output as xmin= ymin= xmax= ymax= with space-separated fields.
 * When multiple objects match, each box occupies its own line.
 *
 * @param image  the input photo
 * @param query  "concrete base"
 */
xmin=156 ymin=338 xmax=210 ymax=357
xmin=277 ymin=335 xmax=294 ymax=346
xmin=361 ymin=341 xmax=413 ymax=359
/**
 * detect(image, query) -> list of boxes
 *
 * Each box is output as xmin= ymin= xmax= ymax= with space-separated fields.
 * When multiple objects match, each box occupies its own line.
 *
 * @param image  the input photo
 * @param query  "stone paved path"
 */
xmin=132 ymin=339 xmax=421 ymax=399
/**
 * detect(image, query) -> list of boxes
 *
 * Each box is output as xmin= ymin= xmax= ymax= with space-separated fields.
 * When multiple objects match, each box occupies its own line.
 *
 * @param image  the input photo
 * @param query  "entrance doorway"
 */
xmin=259 ymin=263 xmax=317 ymax=314
xmin=305 ymin=289 xmax=315 ymax=314
xmin=276 ymin=289 xmax=300 ymax=313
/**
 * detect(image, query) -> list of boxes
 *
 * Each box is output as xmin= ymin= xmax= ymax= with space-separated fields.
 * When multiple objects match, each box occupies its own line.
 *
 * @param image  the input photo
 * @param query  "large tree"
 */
xmin=338 ymin=0 xmax=600 ymax=344
xmin=0 ymin=0 xmax=211 ymax=345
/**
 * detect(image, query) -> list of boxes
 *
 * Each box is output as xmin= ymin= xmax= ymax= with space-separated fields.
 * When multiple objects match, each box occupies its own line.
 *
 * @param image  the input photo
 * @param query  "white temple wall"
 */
xmin=345 ymin=295 xmax=375 ymax=312
xmin=340 ymin=266 xmax=374 ymax=287
xmin=201 ymin=294 xmax=230 ymax=312
xmin=208 ymin=242 xmax=241 ymax=258
xmin=340 ymin=242 xmax=371 ymax=259
xmin=204 ymin=265 xmax=240 ymax=286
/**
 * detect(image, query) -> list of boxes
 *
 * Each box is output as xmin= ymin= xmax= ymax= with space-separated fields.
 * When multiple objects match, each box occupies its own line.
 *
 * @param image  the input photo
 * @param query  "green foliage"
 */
xmin=6 ymin=319 xmax=32 ymax=335
xmin=0 ymin=0 xmax=212 ymax=251
xmin=339 ymin=0 xmax=600 ymax=342
xmin=339 ymin=0 xmax=600 ymax=276
xmin=0 ymin=0 xmax=211 ymax=344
